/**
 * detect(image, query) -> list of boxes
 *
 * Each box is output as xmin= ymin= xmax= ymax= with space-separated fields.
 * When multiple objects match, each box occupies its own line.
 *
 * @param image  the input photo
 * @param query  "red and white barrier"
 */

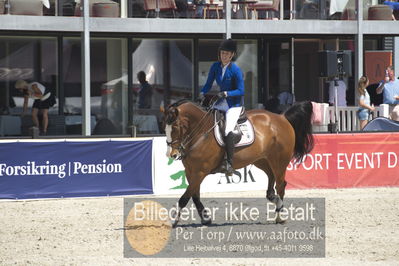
xmin=286 ymin=132 xmax=399 ymax=189
xmin=153 ymin=133 xmax=399 ymax=195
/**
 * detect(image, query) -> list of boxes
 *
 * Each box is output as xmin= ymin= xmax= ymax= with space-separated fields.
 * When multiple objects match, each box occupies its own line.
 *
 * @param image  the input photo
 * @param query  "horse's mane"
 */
xmin=168 ymin=99 xmax=191 ymax=108
xmin=167 ymin=99 xmax=205 ymax=112
xmin=165 ymin=99 xmax=206 ymax=127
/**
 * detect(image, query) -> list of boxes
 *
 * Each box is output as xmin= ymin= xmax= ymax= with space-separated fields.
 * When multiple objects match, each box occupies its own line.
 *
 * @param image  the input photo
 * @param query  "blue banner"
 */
xmin=0 ymin=140 xmax=153 ymax=199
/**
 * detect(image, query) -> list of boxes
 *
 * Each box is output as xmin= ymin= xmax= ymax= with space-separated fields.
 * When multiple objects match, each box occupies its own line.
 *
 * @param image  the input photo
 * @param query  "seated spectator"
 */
xmin=194 ymin=0 xmax=205 ymax=18
xmin=299 ymin=0 xmax=319 ymax=19
xmin=277 ymin=90 xmax=294 ymax=113
xmin=265 ymin=97 xmax=280 ymax=114
xmin=175 ymin=0 xmax=188 ymax=18
xmin=383 ymin=0 xmax=399 ymax=20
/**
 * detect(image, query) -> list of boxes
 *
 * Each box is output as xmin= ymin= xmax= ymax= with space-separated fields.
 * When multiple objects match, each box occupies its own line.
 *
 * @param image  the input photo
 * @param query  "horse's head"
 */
xmin=164 ymin=105 xmax=188 ymax=160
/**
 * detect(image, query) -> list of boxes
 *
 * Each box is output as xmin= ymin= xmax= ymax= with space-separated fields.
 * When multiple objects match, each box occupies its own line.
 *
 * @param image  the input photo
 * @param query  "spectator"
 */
xmin=383 ymin=0 xmax=399 ymax=20
xmin=175 ymin=0 xmax=188 ymax=18
xmin=193 ymin=0 xmax=205 ymax=18
xmin=376 ymin=65 xmax=399 ymax=121
xmin=137 ymin=71 xmax=153 ymax=109
xmin=357 ymin=76 xmax=375 ymax=130
xmin=15 ymin=80 xmax=53 ymax=135
xmin=277 ymin=90 xmax=294 ymax=113
xmin=265 ymin=97 xmax=280 ymax=114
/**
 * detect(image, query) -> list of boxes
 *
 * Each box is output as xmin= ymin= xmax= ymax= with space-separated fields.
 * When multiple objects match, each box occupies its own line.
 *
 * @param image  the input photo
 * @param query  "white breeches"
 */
xmin=213 ymin=99 xmax=229 ymax=112
xmin=225 ymin=106 xmax=242 ymax=136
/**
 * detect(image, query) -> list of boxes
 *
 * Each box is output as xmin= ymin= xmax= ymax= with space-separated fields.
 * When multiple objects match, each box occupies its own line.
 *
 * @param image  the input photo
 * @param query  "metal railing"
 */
xmin=313 ymin=103 xmax=390 ymax=133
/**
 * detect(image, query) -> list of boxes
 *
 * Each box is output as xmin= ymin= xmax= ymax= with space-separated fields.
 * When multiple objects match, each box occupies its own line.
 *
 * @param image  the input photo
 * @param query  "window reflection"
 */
xmin=63 ymin=37 xmax=127 ymax=135
xmin=132 ymin=39 xmax=193 ymax=134
xmin=0 ymin=37 xmax=58 ymax=136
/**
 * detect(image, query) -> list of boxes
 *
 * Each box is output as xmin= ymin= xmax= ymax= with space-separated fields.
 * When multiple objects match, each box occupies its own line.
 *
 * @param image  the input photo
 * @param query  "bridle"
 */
xmin=166 ymin=140 xmax=186 ymax=160
xmin=166 ymin=125 xmax=186 ymax=160
xmin=166 ymin=98 xmax=221 ymax=160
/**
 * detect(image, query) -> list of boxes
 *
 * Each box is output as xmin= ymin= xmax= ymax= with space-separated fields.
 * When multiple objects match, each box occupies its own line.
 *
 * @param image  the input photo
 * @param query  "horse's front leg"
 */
xmin=192 ymin=190 xmax=212 ymax=226
xmin=171 ymin=187 xmax=191 ymax=228
xmin=172 ymin=168 xmax=208 ymax=228
xmin=171 ymin=174 xmax=204 ymax=228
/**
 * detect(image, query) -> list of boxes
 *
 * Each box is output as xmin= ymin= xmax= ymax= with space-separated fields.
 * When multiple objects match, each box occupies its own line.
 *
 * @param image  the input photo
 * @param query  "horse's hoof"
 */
xmin=275 ymin=215 xmax=287 ymax=224
xmin=201 ymin=218 xmax=212 ymax=226
xmin=172 ymin=219 xmax=180 ymax=228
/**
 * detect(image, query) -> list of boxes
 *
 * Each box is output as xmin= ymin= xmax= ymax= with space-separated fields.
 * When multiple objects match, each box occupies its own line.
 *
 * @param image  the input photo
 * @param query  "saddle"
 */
xmin=214 ymin=108 xmax=255 ymax=148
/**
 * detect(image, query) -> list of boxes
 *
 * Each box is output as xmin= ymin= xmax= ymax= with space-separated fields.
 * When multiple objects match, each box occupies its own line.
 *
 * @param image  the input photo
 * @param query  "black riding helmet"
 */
xmin=219 ymin=38 xmax=237 ymax=53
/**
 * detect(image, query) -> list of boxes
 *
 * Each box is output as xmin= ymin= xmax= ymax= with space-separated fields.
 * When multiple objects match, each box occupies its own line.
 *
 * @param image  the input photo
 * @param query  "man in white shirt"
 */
xmin=376 ymin=66 xmax=399 ymax=121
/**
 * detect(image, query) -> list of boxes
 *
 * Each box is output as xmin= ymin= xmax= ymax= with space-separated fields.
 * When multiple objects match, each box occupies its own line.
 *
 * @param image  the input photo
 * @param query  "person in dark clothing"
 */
xmin=137 ymin=71 xmax=153 ymax=109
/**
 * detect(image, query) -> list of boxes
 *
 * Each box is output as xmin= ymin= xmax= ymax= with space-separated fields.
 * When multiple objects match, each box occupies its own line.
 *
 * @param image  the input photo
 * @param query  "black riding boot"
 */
xmin=224 ymin=132 xmax=235 ymax=176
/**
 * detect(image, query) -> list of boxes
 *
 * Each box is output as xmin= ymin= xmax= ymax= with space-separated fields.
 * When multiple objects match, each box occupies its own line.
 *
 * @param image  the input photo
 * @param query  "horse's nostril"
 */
xmin=172 ymin=154 xmax=177 ymax=159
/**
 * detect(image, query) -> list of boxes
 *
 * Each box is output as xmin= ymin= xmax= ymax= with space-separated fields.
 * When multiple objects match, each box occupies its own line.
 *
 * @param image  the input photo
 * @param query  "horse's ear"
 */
xmin=165 ymin=107 xmax=179 ymax=125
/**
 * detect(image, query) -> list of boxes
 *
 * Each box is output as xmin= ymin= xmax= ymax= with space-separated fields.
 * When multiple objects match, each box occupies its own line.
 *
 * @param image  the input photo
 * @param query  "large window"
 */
xmin=63 ymin=37 xmax=128 ymax=134
xmin=268 ymin=39 xmax=291 ymax=98
xmin=132 ymin=38 xmax=193 ymax=134
xmin=0 ymin=36 xmax=58 ymax=115
xmin=237 ymin=39 xmax=258 ymax=109
xmin=0 ymin=36 xmax=58 ymax=136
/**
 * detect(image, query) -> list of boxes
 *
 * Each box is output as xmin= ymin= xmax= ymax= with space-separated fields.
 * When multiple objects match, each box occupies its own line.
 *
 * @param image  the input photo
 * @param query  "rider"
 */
xmin=198 ymin=38 xmax=245 ymax=176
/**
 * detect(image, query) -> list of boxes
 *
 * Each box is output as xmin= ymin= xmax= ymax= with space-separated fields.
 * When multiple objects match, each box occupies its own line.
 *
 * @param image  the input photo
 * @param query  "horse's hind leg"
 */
xmin=274 ymin=170 xmax=288 ymax=224
xmin=192 ymin=190 xmax=212 ymax=225
xmin=254 ymin=159 xmax=279 ymax=205
xmin=254 ymin=158 xmax=285 ymax=223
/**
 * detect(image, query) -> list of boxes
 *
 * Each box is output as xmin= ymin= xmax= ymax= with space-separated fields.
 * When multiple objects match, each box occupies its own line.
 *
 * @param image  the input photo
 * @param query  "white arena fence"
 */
xmin=312 ymin=103 xmax=390 ymax=132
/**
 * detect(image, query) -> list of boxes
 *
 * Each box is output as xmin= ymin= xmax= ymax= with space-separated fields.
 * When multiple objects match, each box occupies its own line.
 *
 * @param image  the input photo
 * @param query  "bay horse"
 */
xmin=164 ymin=100 xmax=314 ymax=227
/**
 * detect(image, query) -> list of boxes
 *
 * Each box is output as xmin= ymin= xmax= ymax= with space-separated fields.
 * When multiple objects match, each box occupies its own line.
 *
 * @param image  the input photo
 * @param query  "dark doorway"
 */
xmin=294 ymin=40 xmax=321 ymax=102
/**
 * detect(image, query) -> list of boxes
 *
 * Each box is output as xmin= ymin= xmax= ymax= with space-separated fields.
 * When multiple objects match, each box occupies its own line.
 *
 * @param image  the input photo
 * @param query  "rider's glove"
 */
xmin=217 ymin=91 xmax=227 ymax=99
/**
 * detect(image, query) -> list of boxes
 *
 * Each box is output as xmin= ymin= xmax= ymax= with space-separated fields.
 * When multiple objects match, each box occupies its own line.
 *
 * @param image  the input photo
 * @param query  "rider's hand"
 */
xmin=217 ymin=91 xmax=227 ymax=99
xmin=197 ymin=93 xmax=205 ymax=102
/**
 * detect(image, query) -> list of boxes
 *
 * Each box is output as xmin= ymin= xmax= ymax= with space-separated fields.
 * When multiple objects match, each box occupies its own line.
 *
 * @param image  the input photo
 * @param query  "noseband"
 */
xmin=166 ymin=131 xmax=186 ymax=160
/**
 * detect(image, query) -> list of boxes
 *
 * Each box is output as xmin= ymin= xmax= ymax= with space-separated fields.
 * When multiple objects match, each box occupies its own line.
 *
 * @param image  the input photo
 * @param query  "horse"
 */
xmin=164 ymin=100 xmax=314 ymax=227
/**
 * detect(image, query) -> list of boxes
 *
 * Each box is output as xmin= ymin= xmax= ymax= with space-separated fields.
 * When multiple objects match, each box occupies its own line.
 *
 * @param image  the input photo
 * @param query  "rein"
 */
xmin=183 ymin=118 xmax=221 ymax=156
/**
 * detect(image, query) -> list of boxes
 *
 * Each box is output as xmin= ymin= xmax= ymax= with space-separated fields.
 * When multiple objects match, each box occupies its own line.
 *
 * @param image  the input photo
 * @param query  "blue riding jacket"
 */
xmin=201 ymin=62 xmax=245 ymax=108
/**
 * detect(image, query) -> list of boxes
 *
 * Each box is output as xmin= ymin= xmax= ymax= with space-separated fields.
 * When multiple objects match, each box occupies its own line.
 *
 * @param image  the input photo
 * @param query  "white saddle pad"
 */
xmin=215 ymin=120 xmax=255 ymax=148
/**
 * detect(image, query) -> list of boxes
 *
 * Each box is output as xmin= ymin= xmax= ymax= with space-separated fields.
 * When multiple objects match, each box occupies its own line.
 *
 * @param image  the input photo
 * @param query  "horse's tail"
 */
xmin=283 ymin=101 xmax=314 ymax=163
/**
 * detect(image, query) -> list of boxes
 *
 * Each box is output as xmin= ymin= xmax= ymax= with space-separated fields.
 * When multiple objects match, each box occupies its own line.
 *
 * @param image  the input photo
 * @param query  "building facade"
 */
xmin=0 ymin=0 xmax=398 ymax=137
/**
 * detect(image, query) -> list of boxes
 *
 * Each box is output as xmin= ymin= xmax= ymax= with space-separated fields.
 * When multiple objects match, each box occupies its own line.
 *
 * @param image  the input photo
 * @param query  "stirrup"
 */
xmin=225 ymin=161 xmax=234 ymax=176
xmin=220 ymin=162 xmax=227 ymax=172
